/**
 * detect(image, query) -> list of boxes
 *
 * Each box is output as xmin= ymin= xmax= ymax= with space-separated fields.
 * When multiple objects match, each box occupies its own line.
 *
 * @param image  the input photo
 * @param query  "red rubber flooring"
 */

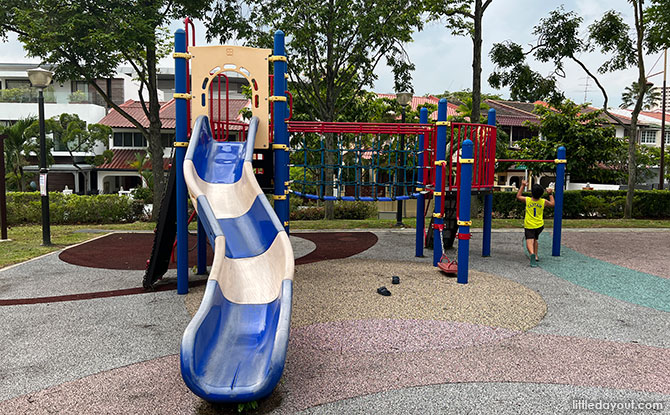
xmin=58 ymin=231 xmax=378 ymax=270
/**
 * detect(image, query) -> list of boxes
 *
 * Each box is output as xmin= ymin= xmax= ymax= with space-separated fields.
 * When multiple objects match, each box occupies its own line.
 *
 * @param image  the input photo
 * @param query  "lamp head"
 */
xmin=27 ymin=67 xmax=54 ymax=89
xmin=396 ymin=91 xmax=412 ymax=107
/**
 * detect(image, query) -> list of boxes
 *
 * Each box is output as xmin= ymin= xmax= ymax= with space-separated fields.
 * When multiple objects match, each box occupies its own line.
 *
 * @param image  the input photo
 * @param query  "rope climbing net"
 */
xmin=286 ymin=121 xmax=436 ymax=201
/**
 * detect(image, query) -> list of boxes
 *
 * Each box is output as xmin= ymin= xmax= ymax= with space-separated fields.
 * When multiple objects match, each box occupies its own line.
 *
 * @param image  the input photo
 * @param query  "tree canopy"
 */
xmin=425 ymin=0 xmax=494 ymax=123
xmin=488 ymin=3 xmax=650 ymax=217
xmin=0 ymin=0 xmax=214 ymax=216
xmin=516 ymin=100 xmax=622 ymax=183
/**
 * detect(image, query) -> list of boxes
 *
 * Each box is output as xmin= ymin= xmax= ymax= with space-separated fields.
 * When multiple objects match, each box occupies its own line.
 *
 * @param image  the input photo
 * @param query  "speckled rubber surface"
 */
xmin=0 ymin=228 xmax=668 ymax=414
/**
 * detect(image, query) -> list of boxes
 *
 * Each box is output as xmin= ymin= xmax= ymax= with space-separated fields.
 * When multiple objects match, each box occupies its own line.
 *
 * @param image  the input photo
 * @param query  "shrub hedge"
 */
xmin=6 ymin=192 xmax=144 ymax=225
xmin=484 ymin=190 xmax=670 ymax=219
xmin=290 ymin=200 xmax=377 ymax=220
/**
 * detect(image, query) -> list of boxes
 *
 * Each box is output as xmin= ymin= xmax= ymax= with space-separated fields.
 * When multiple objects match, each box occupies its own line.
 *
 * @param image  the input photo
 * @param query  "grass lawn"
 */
xmin=1 ymin=218 xmax=669 ymax=269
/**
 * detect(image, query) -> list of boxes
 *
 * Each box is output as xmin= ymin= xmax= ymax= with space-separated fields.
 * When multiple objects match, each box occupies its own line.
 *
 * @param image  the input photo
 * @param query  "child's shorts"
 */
xmin=524 ymin=226 xmax=544 ymax=240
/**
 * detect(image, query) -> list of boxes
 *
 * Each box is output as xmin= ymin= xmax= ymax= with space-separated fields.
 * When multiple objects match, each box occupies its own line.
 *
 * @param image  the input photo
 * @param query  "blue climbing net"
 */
xmin=287 ymin=122 xmax=435 ymax=202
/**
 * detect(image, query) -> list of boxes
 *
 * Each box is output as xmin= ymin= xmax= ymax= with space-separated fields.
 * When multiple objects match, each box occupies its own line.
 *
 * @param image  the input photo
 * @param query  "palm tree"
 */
xmin=456 ymin=97 xmax=490 ymax=122
xmin=1 ymin=117 xmax=38 ymax=191
xmin=620 ymin=81 xmax=661 ymax=110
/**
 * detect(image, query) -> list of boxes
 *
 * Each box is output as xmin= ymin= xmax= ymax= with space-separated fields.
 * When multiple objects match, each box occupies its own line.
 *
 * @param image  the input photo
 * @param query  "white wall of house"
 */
xmin=0 ymin=102 xmax=107 ymax=125
xmin=116 ymin=71 xmax=165 ymax=102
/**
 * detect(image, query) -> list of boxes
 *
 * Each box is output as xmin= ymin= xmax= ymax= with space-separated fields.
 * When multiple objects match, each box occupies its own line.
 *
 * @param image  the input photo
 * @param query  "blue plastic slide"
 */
xmin=180 ymin=115 xmax=294 ymax=403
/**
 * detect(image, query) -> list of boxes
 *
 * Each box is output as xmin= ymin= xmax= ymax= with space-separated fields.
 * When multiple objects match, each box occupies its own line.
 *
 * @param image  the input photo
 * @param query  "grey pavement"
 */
xmin=0 ymin=251 xmax=144 ymax=299
xmin=299 ymin=383 xmax=670 ymax=415
xmin=0 ymin=291 xmax=191 ymax=401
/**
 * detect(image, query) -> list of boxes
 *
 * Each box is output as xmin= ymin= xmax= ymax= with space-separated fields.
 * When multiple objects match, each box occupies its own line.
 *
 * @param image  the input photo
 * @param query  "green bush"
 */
xmin=487 ymin=190 xmax=670 ymax=219
xmin=131 ymin=186 xmax=153 ymax=204
xmin=289 ymin=199 xmax=377 ymax=220
xmin=6 ymin=192 xmax=144 ymax=225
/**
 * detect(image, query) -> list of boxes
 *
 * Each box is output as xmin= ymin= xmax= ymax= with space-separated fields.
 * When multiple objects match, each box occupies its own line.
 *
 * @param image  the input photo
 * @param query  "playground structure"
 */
xmin=149 ymin=23 xmax=568 ymax=403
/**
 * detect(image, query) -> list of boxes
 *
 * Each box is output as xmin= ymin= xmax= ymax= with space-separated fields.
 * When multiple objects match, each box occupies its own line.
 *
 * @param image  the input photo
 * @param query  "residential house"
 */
xmin=96 ymin=97 xmax=250 ymax=194
xmin=1 ymin=62 xmax=166 ymax=193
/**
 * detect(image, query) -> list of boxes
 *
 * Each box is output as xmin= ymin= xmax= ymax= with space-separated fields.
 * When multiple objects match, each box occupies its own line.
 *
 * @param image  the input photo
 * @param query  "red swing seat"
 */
xmin=437 ymin=253 xmax=458 ymax=274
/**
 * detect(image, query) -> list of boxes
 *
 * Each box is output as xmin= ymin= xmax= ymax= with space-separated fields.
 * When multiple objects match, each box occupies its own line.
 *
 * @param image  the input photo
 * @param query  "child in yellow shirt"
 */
xmin=516 ymin=180 xmax=554 ymax=267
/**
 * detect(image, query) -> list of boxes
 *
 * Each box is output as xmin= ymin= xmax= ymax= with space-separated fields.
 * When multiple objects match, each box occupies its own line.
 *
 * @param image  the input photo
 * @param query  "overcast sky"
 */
xmin=2 ymin=0 xmax=663 ymax=108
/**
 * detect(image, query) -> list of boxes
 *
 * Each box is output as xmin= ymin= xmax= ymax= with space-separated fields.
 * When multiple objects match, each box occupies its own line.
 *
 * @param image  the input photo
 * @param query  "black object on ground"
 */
xmin=377 ymin=286 xmax=391 ymax=296
xmin=392 ymin=276 xmax=400 ymax=284
xmin=143 ymin=161 xmax=177 ymax=289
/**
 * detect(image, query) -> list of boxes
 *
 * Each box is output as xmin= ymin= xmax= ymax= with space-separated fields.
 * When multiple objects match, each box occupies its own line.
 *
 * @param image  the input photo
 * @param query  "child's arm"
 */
xmin=545 ymin=187 xmax=555 ymax=207
xmin=516 ymin=180 xmax=527 ymax=202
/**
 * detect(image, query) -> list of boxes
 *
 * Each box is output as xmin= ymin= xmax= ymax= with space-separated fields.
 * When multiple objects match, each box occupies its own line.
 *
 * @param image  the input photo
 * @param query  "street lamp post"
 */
xmin=0 ymin=133 xmax=7 ymax=240
xmin=395 ymin=92 xmax=412 ymax=227
xmin=27 ymin=67 xmax=53 ymax=246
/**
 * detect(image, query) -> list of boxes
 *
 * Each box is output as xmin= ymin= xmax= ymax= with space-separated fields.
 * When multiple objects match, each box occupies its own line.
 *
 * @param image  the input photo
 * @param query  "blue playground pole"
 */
xmin=415 ymin=107 xmax=428 ymax=257
xmin=457 ymin=139 xmax=474 ymax=284
xmin=273 ymin=30 xmax=290 ymax=233
xmin=174 ymin=29 xmax=189 ymax=294
xmin=552 ymin=146 xmax=566 ymax=257
xmin=197 ymin=218 xmax=206 ymax=275
xmin=433 ymin=99 xmax=448 ymax=267
xmin=482 ymin=108 xmax=495 ymax=257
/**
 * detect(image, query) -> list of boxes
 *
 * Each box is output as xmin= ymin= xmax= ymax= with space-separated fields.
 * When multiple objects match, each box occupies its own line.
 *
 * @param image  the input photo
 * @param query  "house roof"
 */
xmin=96 ymin=149 xmax=171 ymax=171
xmin=376 ymin=94 xmax=458 ymax=120
xmin=604 ymin=108 xmax=656 ymax=127
xmin=99 ymin=99 xmax=176 ymax=129
xmin=485 ymin=99 xmax=541 ymax=126
xmin=98 ymin=98 xmax=250 ymax=129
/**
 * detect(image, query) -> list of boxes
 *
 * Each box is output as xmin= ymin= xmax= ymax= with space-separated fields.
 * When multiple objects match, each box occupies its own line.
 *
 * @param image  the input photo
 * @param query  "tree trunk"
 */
xmin=471 ymin=0 xmax=483 ymax=123
xmin=625 ymin=0 xmax=647 ymax=219
xmin=145 ymin=44 xmax=165 ymax=220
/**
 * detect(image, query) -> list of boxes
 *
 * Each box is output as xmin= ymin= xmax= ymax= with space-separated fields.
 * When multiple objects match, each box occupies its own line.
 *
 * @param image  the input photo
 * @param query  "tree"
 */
xmin=435 ymin=89 xmax=502 ymax=105
xmin=620 ymin=81 xmax=660 ymax=110
xmin=488 ymin=5 xmax=650 ymax=218
xmin=0 ymin=0 xmax=213 ymax=218
xmin=516 ymin=100 xmax=623 ymax=183
xmin=207 ymin=0 xmax=423 ymax=218
xmin=1 ymin=117 xmax=40 ymax=191
xmin=456 ymin=96 xmax=489 ymax=122
xmin=45 ymin=113 xmax=113 ymax=193
xmin=425 ymin=0 xmax=494 ymax=123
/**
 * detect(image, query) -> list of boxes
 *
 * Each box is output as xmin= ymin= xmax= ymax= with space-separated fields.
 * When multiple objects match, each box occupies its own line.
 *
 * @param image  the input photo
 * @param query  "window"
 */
xmin=72 ymin=81 xmax=89 ymax=94
xmin=161 ymin=133 xmax=175 ymax=147
xmin=665 ymin=130 xmax=670 ymax=146
xmin=134 ymin=133 xmax=145 ymax=147
xmin=113 ymin=131 xmax=147 ymax=147
xmin=6 ymin=79 xmax=31 ymax=89
xmin=640 ymin=130 xmax=657 ymax=145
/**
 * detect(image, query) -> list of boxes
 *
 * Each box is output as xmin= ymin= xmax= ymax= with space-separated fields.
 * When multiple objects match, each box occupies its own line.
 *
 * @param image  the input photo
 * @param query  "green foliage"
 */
xmin=1 ymin=0 xmax=215 ymax=218
xmin=515 ymin=100 xmax=622 ymax=182
xmin=207 ymin=0 xmax=422 ymax=123
xmin=646 ymin=0 xmax=670 ymax=52
xmin=290 ymin=200 xmax=377 ymax=220
xmin=1 ymin=117 xmax=39 ymax=191
xmin=47 ymin=113 xmax=112 ymax=166
xmin=435 ymin=89 xmax=502 ymax=104
xmin=68 ymin=90 xmax=87 ymax=103
xmin=6 ymin=192 xmax=144 ymax=225
xmin=620 ymin=82 xmax=660 ymax=110
xmin=423 ymin=0 xmax=496 ymax=122
xmin=131 ymin=186 xmax=153 ymax=204
xmin=486 ymin=190 xmax=670 ymax=219
xmin=237 ymin=401 xmax=258 ymax=413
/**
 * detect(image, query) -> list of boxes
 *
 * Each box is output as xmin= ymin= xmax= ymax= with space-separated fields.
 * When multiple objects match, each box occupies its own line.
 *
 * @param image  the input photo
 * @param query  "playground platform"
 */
xmin=0 ymin=228 xmax=668 ymax=414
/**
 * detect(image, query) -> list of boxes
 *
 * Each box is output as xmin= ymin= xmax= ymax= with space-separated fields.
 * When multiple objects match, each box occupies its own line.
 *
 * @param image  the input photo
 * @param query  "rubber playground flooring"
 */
xmin=0 ymin=229 xmax=668 ymax=414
